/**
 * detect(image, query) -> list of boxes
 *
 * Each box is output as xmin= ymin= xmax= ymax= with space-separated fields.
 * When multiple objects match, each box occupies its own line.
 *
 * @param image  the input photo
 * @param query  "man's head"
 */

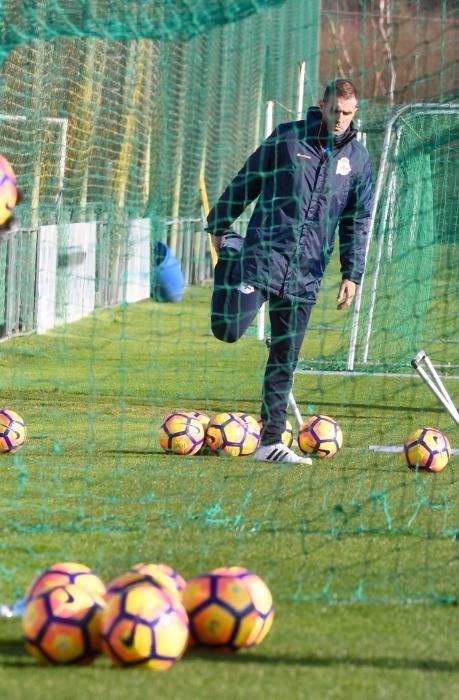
xmin=319 ymin=79 xmax=358 ymax=136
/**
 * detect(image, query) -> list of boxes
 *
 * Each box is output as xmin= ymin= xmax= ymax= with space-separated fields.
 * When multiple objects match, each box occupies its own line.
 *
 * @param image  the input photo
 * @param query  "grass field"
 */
xmin=0 ymin=280 xmax=457 ymax=699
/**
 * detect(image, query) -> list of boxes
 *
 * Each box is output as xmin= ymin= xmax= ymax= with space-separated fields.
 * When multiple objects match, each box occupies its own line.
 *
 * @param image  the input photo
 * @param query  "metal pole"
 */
xmin=411 ymin=351 xmax=459 ymax=425
xmin=288 ymin=391 xmax=304 ymax=428
xmin=361 ymin=163 xmax=399 ymax=364
xmin=296 ymin=61 xmax=306 ymax=121
xmin=423 ymin=354 xmax=457 ymax=412
xmin=413 ymin=364 xmax=459 ymax=425
xmin=347 ymin=103 xmax=459 ymax=371
xmin=256 ymin=99 xmax=274 ymax=342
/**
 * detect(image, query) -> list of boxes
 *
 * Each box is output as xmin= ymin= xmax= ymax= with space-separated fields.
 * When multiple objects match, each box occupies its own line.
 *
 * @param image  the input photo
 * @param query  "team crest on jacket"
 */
xmin=336 ymin=157 xmax=351 ymax=176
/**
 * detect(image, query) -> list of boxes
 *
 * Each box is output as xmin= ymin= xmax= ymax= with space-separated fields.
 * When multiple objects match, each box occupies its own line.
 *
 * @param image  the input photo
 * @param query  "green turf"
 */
xmin=0 ymin=280 xmax=458 ymax=697
xmin=1 ymin=605 xmax=458 ymax=700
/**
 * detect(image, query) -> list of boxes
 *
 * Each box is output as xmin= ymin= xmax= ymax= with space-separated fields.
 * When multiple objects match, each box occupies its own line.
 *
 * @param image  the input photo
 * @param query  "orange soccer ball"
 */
xmin=159 ymin=412 xmax=205 ymax=455
xmin=211 ymin=567 xmax=274 ymax=647
xmin=100 ymin=584 xmax=189 ymax=670
xmin=182 ymin=568 xmax=273 ymax=651
xmin=0 ymin=409 xmax=27 ymax=454
xmin=298 ymin=415 xmax=343 ymax=459
xmin=25 ymin=562 xmax=106 ymax=602
xmin=22 ymin=584 xmax=105 ymax=665
xmin=205 ymin=412 xmax=252 ymax=456
xmin=403 ymin=427 xmax=451 ymax=472
xmin=258 ymin=418 xmax=294 ymax=448
xmin=105 ymin=562 xmax=185 ymax=604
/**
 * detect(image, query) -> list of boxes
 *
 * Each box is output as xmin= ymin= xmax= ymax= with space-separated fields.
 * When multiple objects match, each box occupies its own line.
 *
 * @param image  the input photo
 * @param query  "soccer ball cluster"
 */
xmin=159 ymin=410 xmax=289 ymax=457
xmin=159 ymin=409 xmax=452 ymax=472
xmin=22 ymin=560 xmax=274 ymax=668
xmin=159 ymin=410 xmax=339 ymax=459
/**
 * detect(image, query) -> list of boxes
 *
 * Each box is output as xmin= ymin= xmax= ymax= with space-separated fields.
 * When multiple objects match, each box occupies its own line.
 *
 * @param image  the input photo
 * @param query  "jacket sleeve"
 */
xmin=206 ymin=129 xmax=277 ymax=235
xmin=338 ymin=152 xmax=372 ymax=284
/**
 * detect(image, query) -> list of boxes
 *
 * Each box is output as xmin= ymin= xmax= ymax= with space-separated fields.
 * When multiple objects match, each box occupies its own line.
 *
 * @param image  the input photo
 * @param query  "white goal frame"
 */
xmin=347 ymin=102 xmax=459 ymax=372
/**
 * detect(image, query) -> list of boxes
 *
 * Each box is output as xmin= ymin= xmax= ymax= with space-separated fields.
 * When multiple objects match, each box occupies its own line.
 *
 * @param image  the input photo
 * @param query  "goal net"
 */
xmin=348 ymin=104 xmax=459 ymax=375
xmin=0 ymin=0 xmax=457 ymax=610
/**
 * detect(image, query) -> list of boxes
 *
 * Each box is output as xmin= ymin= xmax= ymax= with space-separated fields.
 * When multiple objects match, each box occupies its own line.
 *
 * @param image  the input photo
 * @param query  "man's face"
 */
xmin=319 ymin=95 xmax=358 ymax=136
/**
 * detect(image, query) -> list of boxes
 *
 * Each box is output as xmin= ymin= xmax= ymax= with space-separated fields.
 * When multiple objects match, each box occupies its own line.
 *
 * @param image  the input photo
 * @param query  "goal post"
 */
xmin=347 ymin=103 xmax=459 ymax=374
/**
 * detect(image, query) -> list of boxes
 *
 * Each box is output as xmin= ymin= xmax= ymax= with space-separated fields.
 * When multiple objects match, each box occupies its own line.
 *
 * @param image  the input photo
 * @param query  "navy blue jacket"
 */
xmin=207 ymin=107 xmax=372 ymax=303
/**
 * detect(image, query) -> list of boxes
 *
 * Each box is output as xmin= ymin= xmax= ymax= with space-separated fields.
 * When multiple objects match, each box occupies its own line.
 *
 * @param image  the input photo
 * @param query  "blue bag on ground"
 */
xmin=151 ymin=241 xmax=185 ymax=303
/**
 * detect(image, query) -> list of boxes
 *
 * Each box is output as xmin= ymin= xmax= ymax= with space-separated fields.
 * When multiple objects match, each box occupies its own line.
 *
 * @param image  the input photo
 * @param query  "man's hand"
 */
xmin=337 ymin=279 xmax=357 ymax=310
xmin=211 ymin=234 xmax=222 ymax=254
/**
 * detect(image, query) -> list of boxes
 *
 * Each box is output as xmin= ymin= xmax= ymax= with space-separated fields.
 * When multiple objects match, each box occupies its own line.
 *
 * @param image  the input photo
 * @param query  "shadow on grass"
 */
xmin=299 ymin=400 xmax=447 ymax=416
xmin=183 ymin=648 xmax=459 ymax=673
xmin=0 ymin=638 xmax=34 ymax=667
xmin=1 ymin=641 xmax=458 ymax=674
xmin=0 ymin=639 xmax=103 ymax=669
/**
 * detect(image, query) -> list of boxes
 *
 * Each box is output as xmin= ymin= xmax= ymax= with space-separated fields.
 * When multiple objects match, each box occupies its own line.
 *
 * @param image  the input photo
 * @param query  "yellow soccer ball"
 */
xmin=131 ymin=562 xmax=186 ymax=595
xmin=0 ymin=408 xmax=27 ymax=454
xmin=211 ymin=567 xmax=274 ymax=647
xmin=403 ymin=427 xmax=451 ymax=472
xmin=298 ymin=415 xmax=343 ymax=458
xmin=205 ymin=412 xmax=250 ymax=456
xmin=183 ymin=570 xmax=259 ymax=651
xmin=187 ymin=411 xmax=211 ymax=432
xmin=105 ymin=563 xmax=185 ymax=604
xmin=235 ymin=413 xmax=260 ymax=455
xmin=25 ymin=562 xmax=106 ymax=602
xmin=159 ymin=412 xmax=204 ymax=455
xmin=22 ymin=584 xmax=105 ymax=665
xmin=100 ymin=584 xmax=189 ymax=670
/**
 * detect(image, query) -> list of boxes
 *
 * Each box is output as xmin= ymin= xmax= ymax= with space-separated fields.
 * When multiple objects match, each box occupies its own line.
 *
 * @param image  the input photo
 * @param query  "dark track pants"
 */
xmin=211 ymin=249 xmax=312 ymax=446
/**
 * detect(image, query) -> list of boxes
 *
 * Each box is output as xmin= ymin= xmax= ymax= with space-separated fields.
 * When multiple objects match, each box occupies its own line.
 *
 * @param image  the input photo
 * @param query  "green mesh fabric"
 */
xmin=353 ymin=109 xmax=459 ymax=371
xmin=0 ymin=0 xmax=320 ymax=230
xmin=0 ymin=2 xmax=457 ymax=610
xmin=0 ymin=0 xmax=289 ymax=46
xmin=296 ymin=107 xmax=459 ymax=374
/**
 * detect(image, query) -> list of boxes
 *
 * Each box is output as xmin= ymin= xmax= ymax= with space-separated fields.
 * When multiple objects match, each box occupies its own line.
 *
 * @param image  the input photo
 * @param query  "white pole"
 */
xmin=288 ymin=391 xmax=304 ymax=428
xmin=361 ymin=124 xmax=402 ymax=364
xmin=0 ymin=114 xmax=26 ymax=121
xmin=414 ymin=364 xmax=459 ymax=426
xmin=296 ymin=61 xmax=306 ymax=121
xmin=411 ymin=351 xmax=459 ymax=426
xmin=45 ymin=117 xmax=68 ymax=204
xmin=360 ymin=169 xmax=396 ymax=363
xmin=422 ymin=353 xmax=458 ymax=413
xmin=256 ymin=99 xmax=274 ymax=342
xmin=346 ymin=111 xmax=397 ymax=369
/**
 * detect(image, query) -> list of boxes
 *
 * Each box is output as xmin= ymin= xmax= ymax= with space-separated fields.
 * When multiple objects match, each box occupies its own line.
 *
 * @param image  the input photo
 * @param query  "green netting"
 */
xmin=296 ymin=108 xmax=459 ymax=373
xmin=0 ymin=1 xmax=320 ymax=227
xmin=0 ymin=0 xmax=289 ymax=46
xmin=0 ymin=0 xmax=457 ymax=621
xmin=352 ymin=109 xmax=459 ymax=371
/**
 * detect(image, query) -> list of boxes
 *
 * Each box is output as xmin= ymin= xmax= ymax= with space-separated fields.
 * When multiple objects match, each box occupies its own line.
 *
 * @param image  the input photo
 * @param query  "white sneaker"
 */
xmin=254 ymin=443 xmax=312 ymax=465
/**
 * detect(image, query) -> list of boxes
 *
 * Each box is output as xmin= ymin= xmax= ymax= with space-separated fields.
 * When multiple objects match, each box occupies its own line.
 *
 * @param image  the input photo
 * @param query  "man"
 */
xmin=206 ymin=79 xmax=372 ymax=464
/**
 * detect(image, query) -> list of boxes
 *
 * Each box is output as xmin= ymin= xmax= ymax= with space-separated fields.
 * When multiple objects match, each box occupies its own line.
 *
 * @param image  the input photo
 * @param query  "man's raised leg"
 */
xmin=211 ymin=233 xmax=265 ymax=343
